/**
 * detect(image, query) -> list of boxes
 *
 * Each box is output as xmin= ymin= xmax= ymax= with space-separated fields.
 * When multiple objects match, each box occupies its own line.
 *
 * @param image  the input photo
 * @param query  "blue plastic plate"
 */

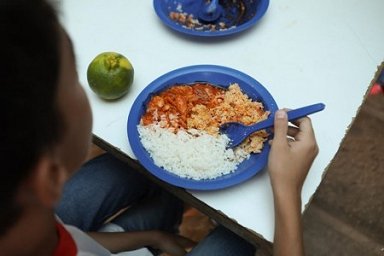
xmin=153 ymin=0 xmax=269 ymax=37
xmin=127 ymin=65 xmax=278 ymax=190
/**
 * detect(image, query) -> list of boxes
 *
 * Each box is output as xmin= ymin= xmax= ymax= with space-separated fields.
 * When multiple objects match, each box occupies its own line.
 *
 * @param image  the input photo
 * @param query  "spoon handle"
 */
xmin=246 ymin=103 xmax=325 ymax=134
xmin=286 ymin=103 xmax=325 ymax=121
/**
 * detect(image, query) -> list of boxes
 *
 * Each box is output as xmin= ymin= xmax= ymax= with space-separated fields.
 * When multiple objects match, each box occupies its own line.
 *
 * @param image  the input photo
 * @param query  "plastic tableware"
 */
xmin=127 ymin=65 xmax=277 ymax=190
xmin=153 ymin=0 xmax=270 ymax=37
xmin=198 ymin=0 xmax=224 ymax=22
xmin=220 ymin=103 xmax=326 ymax=148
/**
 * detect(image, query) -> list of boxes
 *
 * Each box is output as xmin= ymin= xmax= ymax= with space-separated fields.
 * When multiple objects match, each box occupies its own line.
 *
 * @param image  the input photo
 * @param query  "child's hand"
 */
xmin=268 ymin=109 xmax=319 ymax=196
xmin=268 ymin=109 xmax=318 ymax=255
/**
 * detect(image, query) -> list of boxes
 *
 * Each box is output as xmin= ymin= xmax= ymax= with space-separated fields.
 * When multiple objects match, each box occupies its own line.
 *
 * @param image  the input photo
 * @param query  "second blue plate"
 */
xmin=153 ymin=0 xmax=269 ymax=37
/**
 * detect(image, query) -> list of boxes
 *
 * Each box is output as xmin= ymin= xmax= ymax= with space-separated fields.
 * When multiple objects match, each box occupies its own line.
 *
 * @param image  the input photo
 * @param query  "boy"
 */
xmin=0 ymin=0 xmax=318 ymax=255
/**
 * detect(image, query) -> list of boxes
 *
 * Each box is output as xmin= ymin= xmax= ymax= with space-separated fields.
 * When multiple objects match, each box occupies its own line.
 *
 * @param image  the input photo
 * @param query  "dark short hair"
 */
xmin=0 ymin=0 xmax=62 ymax=235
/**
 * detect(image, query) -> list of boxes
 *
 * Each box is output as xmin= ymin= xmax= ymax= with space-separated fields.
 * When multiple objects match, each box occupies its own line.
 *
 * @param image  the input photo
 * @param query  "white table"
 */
xmin=61 ymin=0 xmax=384 ymax=252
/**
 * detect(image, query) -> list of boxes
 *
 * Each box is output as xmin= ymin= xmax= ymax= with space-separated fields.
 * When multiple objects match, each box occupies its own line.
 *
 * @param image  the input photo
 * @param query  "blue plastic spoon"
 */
xmin=182 ymin=0 xmax=222 ymax=22
xmin=199 ymin=0 xmax=223 ymax=22
xmin=198 ymin=0 xmax=223 ymax=22
xmin=181 ymin=0 xmax=223 ymax=22
xmin=220 ymin=103 xmax=325 ymax=148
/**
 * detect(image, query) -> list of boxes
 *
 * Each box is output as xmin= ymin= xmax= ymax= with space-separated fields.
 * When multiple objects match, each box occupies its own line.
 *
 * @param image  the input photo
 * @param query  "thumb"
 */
xmin=272 ymin=110 xmax=288 ymax=146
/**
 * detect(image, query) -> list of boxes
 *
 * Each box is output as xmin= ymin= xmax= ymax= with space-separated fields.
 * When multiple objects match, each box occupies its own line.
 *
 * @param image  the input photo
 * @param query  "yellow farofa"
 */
xmin=187 ymin=83 xmax=270 ymax=153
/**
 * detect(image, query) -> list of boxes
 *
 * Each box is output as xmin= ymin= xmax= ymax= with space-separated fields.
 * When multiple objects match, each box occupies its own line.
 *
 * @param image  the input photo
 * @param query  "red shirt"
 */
xmin=53 ymin=221 xmax=78 ymax=256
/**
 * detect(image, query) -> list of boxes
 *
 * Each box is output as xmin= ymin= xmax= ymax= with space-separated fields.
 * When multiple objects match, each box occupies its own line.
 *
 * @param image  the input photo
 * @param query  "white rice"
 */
xmin=138 ymin=124 xmax=250 ymax=180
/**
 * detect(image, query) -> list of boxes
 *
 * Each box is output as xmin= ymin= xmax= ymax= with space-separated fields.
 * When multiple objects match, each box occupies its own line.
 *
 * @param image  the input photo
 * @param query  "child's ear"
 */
xmin=29 ymin=155 xmax=68 ymax=207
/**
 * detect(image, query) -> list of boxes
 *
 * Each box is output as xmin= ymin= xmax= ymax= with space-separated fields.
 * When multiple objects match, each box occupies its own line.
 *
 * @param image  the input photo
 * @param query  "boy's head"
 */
xmin=0 ymin=0 xmax=92 ymax=236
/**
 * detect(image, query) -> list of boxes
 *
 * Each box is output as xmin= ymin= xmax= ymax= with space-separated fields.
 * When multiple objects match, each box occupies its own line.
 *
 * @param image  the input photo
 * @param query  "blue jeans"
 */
xmin=56 ymin=153 xmax=255 ymax=255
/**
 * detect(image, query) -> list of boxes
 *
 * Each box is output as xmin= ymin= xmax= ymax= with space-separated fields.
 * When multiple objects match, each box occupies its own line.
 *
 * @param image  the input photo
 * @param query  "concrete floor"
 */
xmin=302 ymin=94 xmax=384 ymax=255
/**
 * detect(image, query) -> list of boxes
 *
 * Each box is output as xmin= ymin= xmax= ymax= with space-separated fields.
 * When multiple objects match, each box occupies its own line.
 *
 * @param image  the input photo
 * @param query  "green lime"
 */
xmin=87 ymin=52 xmax=134 ymax=100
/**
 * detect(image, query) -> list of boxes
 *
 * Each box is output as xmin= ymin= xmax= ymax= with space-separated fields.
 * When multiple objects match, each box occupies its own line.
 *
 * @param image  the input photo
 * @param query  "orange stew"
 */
xmin=141 ymin=83 xmax=224 ymax=130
